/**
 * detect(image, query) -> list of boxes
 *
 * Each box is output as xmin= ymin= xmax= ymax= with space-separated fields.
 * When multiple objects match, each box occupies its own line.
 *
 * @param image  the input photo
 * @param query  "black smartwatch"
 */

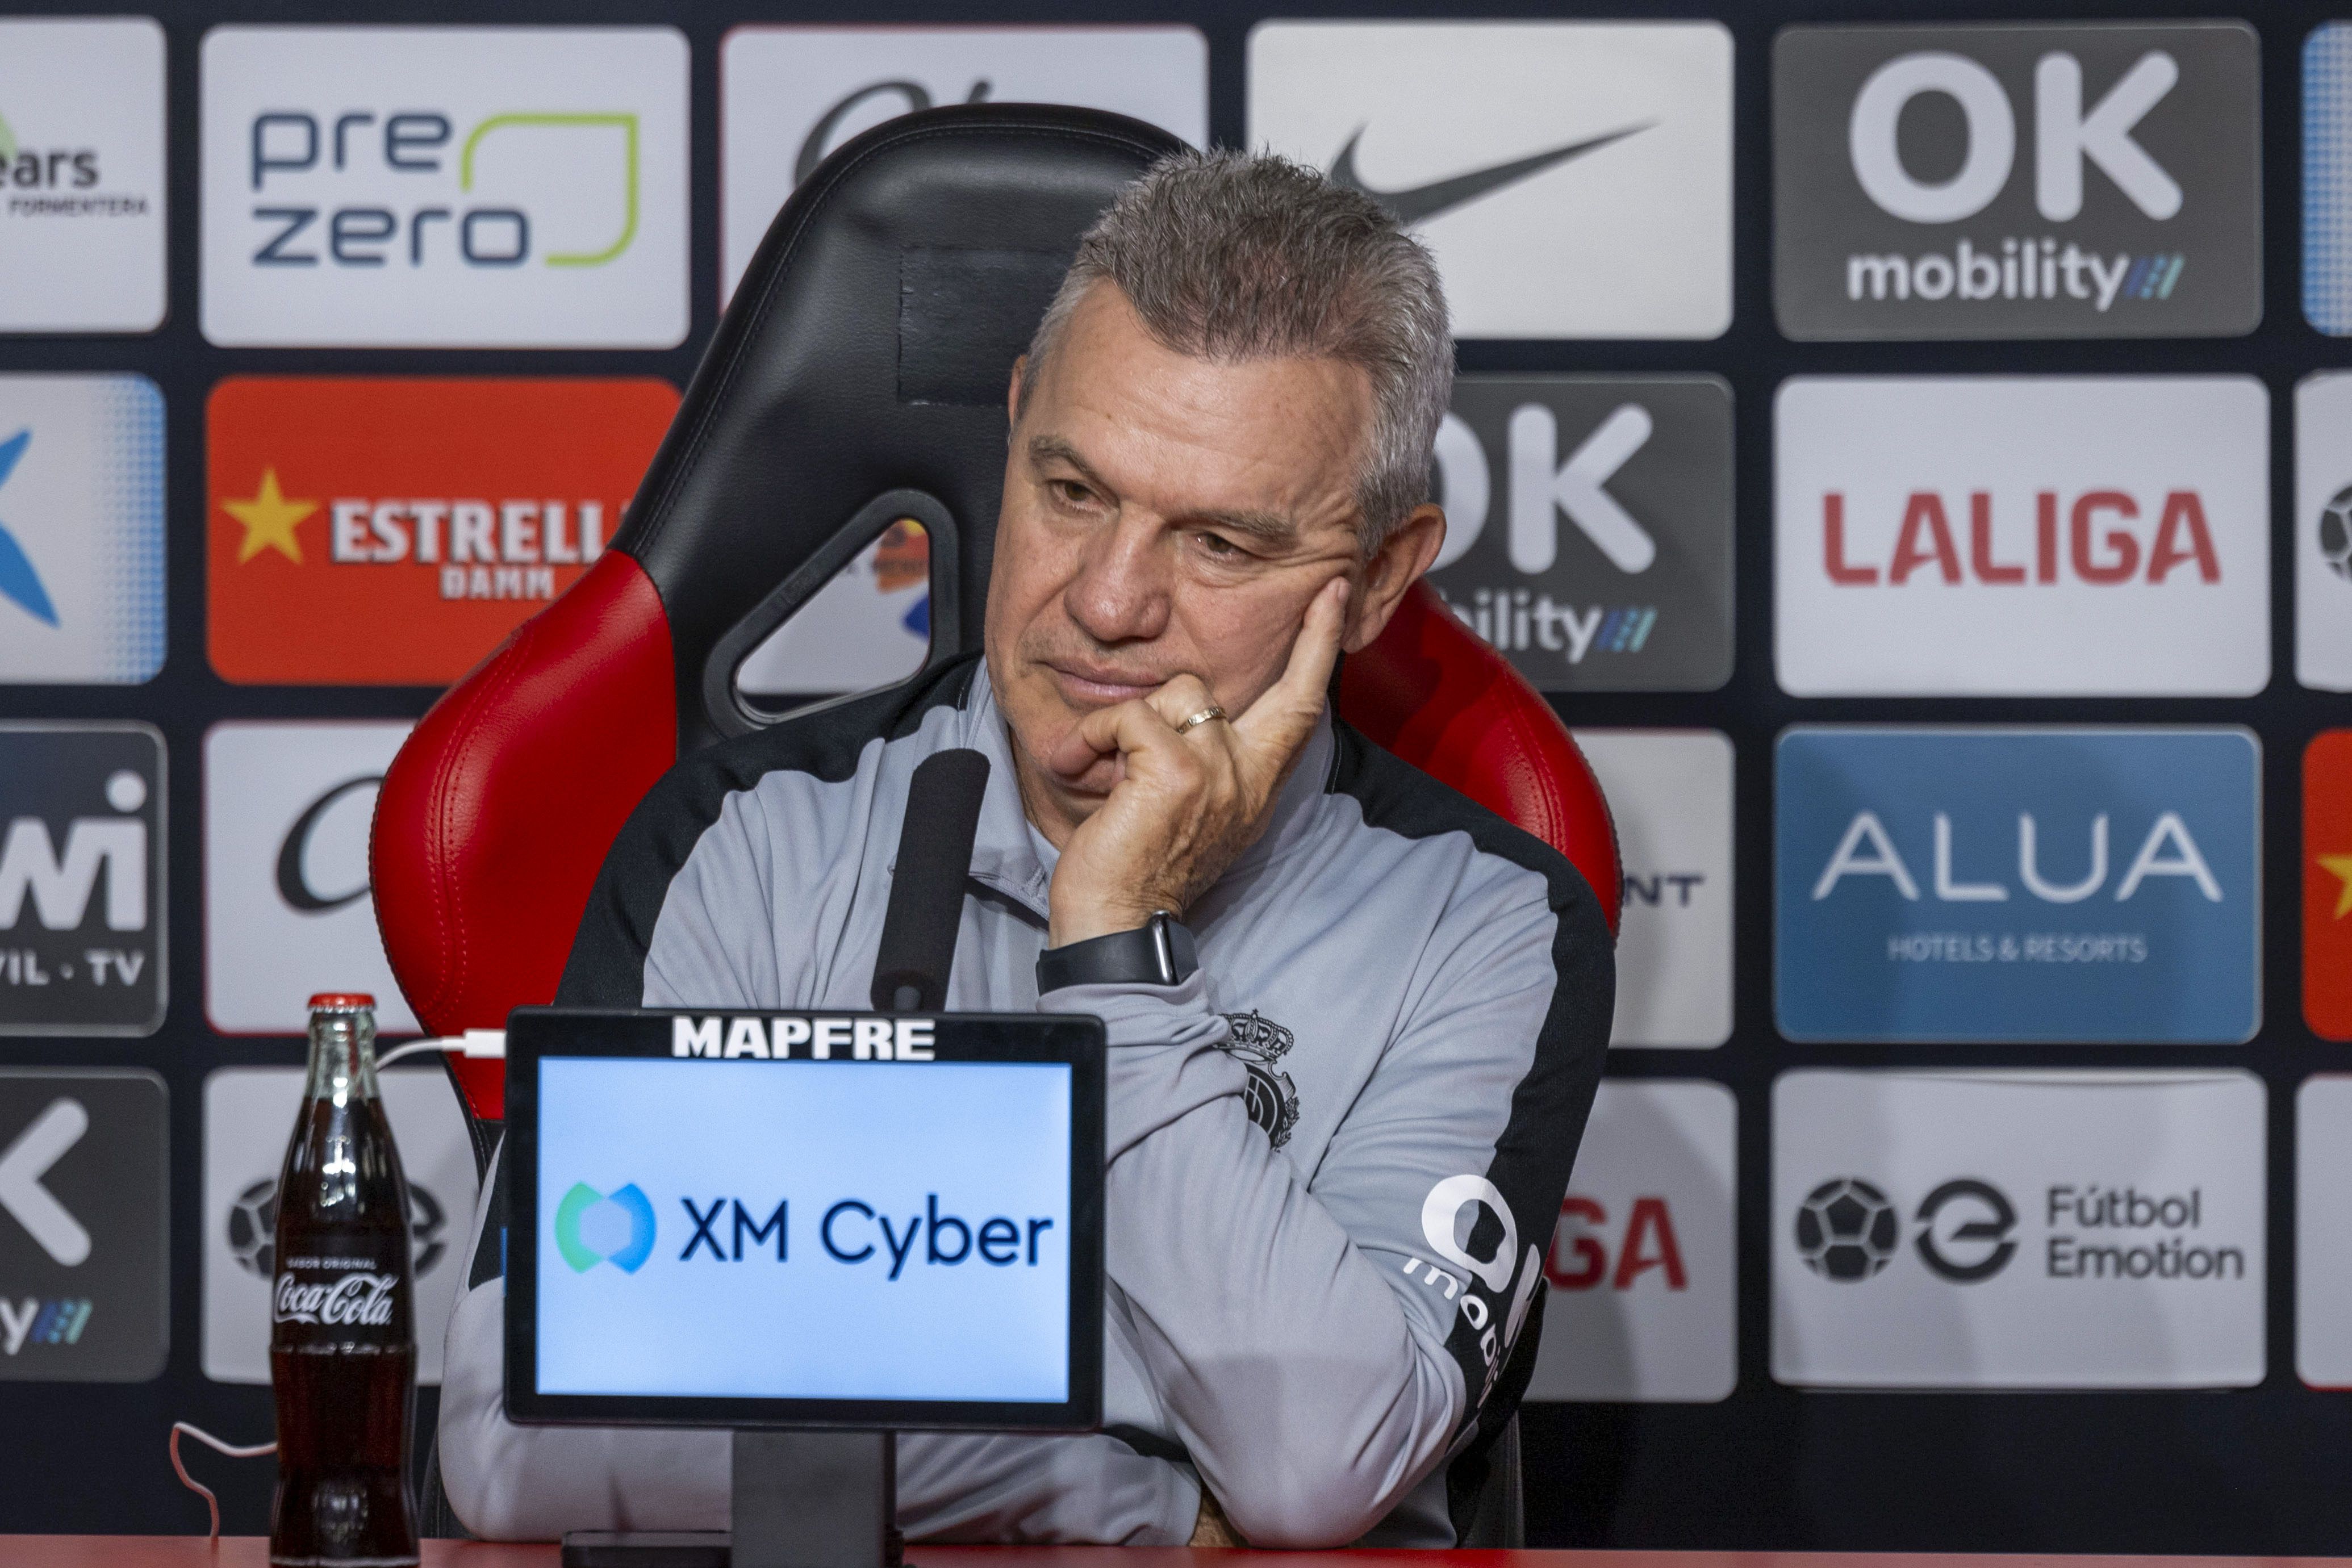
xmin=1036 ymin=910 xmax=1198 ymax=993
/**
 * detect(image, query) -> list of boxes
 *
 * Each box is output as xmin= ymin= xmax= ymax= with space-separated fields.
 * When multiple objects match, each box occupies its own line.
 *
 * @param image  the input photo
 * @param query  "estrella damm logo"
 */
xmin=206 ymin=377 xmax=676 ymax=684
xmin=199 ymin=27 xmax=687 ymax=348
xmin=553 ymin=1182 xmax=656 ymax=1274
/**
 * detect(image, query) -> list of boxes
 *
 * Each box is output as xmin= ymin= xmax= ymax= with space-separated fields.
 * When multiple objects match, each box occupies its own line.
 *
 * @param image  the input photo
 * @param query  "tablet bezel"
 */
xmin=503 ymin=1006 xmax=1105 ymax=1432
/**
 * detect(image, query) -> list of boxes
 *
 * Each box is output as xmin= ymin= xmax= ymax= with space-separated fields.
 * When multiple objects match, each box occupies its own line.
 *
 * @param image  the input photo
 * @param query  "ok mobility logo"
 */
xmin=1774 ymin=23 xmax=2261 ymax=339
xmin=554 ymin=1182 xmax=657 ymax=1274
xmin=1425 ymin=377 xmax=1732 ymax=693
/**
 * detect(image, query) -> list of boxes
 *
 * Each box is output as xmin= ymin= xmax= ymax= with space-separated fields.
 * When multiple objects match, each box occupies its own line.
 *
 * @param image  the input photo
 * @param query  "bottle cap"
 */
xmin=307 ymin=992 xmax=376 ymax=1010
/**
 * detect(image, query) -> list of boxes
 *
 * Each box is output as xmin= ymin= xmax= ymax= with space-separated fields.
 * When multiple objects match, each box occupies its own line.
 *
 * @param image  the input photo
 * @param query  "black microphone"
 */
xmin=870 ymin=748 xmax=992 ymax=1012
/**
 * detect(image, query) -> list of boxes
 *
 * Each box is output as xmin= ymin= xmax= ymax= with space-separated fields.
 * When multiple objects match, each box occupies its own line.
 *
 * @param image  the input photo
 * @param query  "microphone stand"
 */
xmin=728 ymin=750 xmax=987 ymax=1568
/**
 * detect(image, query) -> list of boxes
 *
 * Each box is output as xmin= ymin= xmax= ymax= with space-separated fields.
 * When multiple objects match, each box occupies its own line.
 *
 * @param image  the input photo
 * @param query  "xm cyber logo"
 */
xmin=201 ymin=27 xmax=687 ymax=347
xmin=0 ymin=725 xmax=164 ymax=1035
xmin=1775 ymin=23 xmax=2260 ymax=338
xmin=1405 ymin=1174 xmax=1545 ymax=1406
xmin=1794 ymin=1175 xmax=2017 ymax=1283
xmin=1426 ymin=378 xmax=1731 ymax=693
xmin=554 ymin=1181 xmax=657 ymax=1274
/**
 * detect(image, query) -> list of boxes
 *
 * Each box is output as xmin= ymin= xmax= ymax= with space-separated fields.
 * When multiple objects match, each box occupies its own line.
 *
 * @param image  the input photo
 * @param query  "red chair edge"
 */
xmin=370 ymin=552 xmax=678 ymax=1118
xmin=1340 ymin=581 xmax=1623 ymax=938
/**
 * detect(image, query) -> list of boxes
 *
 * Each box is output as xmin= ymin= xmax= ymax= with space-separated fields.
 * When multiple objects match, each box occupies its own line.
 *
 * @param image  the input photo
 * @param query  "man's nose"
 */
xmin=1063 ymin=519 xmax=1171 ymax=645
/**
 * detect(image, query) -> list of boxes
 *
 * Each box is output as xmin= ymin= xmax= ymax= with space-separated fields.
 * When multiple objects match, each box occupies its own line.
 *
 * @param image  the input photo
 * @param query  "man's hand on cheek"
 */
xmin=1043 ymin=578 xmax=1349 ymax=948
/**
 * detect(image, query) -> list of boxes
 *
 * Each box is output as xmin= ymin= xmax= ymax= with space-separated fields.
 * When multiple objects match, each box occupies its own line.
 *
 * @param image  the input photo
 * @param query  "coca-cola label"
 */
xmin=273 ymin=1260 xmax=402 ymax=1332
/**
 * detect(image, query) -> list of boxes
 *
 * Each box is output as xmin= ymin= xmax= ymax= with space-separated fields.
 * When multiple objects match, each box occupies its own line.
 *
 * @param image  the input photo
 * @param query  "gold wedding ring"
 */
xmin=1173 ymin=704 xmax=1229 ymax=735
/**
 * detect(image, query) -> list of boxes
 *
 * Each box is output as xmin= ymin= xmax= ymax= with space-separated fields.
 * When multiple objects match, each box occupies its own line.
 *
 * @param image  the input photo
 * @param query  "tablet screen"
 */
xmin=533 ymin=1055 xmax=1073 ymax=1405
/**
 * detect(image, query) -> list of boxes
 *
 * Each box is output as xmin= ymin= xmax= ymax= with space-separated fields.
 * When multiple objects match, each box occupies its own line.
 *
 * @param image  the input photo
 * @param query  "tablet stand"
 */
xmin=558 ymin=1431 xmax=900 ymax=1568
xmin=733 ymin=1430 xmax=899 ymax=1568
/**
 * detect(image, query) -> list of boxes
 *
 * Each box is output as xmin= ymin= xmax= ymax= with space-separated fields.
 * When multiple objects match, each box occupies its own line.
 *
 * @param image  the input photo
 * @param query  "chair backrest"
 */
xmin=370 ymin=103 xmax=1622 ymax=1126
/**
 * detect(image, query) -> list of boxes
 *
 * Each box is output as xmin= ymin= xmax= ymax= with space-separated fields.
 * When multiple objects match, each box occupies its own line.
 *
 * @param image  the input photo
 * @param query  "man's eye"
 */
xmin=1196 ymin=532 xmax=1245 ymax=558
xmin=1050 ymin=480 xmax=1095 ymax=508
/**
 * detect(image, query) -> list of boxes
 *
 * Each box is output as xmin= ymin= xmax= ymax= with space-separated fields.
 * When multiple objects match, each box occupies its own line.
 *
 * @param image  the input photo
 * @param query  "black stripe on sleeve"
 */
xmin=1327 ymin=721 xmax=1614 ymax=1439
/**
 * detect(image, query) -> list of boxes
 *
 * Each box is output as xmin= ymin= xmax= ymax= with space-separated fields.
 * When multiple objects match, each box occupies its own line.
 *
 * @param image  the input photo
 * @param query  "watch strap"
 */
xmin=1036 ymin=913 xmax=1198 ymax=994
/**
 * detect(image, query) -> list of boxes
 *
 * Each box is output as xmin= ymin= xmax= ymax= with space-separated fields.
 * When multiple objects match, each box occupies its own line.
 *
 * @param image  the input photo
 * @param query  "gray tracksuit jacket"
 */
xmin=437 ymin=654 xmax=1610 ymax=1548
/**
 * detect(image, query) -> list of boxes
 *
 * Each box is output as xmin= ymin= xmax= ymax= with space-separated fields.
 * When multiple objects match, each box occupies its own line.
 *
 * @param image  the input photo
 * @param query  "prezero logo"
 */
xmin=720 ymin=28 xmax=1205 ymax=307
xmin=1430 ymin=378 xmax=1731 ymax=692
xmin=202 ymin=27 xmax=687 ymax=347
xmin=1248 ymin=22 xmax=1731 ymax=339
xmin=1776 ymin=377 xmax=2267 ymax=697
xmin=1775 ymin=24 xmax=2261 ymax=339
xmin=554 ymin=1182 xmax=657 ymax=1274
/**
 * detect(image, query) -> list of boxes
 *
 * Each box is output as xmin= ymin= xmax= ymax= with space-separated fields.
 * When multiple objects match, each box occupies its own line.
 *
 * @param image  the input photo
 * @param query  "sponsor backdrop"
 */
xmin=9 ymin=0 xmax=2352 ymax=1555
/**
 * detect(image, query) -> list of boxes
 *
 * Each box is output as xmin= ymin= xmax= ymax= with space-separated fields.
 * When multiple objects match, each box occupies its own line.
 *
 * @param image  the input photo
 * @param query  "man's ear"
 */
xmin=1006 ymin=355 xmax=1027 ymax=436
xmin=1343 ymin=504 xmax=1447 ymax=654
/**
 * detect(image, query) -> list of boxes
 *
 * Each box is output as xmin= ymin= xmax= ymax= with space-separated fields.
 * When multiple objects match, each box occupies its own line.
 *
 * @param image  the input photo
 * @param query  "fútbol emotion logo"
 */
xmin=1774 ymin=1069 xmax=2265 ymax=1390
xmin=200 ymin=26 xmax=687 ymax=348
xmin=1775 ymin=23 xmax=2261 ymax=340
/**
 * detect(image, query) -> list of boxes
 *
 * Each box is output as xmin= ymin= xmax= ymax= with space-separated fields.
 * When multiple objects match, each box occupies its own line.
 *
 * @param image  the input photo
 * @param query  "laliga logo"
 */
xmin=554 ymin=1181 xmax=657 ymax=1274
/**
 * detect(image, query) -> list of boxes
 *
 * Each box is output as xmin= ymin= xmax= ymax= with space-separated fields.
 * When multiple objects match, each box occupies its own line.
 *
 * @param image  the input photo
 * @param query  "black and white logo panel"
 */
xmin=1249 ymin=22 xmax=1732 ymax=339
xmin=0 ymin=1069 xmax=168 ymax=1381
xmin=1428 ymin=377 xmax=1732 ymax=692
xmin=1774 ymin=23 xmax=2261 ymax=339
xmin=720 ymin=26 xmax=1207 ymax=307
xmin=205 ymin=721 xmax=416 ymax=1034
xmin=0 ymin=722 xmax=165 ymax=1035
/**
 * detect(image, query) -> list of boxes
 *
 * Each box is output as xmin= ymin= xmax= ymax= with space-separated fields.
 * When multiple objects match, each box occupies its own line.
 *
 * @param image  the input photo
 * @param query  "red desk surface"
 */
xmin=5 ymin=1548 xmax=2350 ymax=1568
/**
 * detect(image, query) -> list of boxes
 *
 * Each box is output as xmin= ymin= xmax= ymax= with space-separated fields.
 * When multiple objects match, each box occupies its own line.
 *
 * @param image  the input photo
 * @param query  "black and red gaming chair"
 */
xmin=370 ymin=103 xmax=1618 ymax=1546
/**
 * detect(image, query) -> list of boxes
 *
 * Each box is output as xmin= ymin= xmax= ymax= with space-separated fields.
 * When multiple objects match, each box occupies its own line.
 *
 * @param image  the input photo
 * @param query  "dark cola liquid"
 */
xmin=271 ymin=1003 xmax=420 ymax=1567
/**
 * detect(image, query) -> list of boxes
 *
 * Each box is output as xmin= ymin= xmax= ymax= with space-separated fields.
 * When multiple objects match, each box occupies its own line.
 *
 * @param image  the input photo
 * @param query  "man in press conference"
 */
xmin=439 ymin=149 xmax=1612 ymax=1549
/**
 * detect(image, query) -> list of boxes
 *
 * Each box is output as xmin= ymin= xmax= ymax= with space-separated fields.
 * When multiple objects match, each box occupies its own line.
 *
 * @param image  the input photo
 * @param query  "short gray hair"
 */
xmin=1020 ymin=148 xmax=1452 ymax=551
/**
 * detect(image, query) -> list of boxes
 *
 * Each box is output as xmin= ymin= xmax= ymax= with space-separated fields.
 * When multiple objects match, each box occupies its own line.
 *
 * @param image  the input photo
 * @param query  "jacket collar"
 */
xmin=954 ymin=659 xmax=1335 ymax=922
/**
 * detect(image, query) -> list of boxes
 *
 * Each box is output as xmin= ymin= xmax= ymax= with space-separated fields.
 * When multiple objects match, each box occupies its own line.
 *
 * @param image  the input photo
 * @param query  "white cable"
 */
xmin=377 ymin=1031 xmax=506 ymax=1070
xmin=373 ymin=1039 xmax=442 ymax=1069
xmin=170 ymin=1421 xmax=275 ymax=1540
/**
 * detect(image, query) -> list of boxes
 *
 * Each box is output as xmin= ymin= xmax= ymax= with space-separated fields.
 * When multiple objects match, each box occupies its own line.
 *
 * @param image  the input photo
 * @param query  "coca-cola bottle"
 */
xmin=270 ymin=993 xmax=419 ymax=1566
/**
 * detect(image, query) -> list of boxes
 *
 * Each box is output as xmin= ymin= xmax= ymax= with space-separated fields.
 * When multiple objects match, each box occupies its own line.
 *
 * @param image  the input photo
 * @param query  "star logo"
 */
xmin=222 ymin=468 xmax=316 ymax=565
xmin=2322 ymin=855 xmax=2352 ymax=920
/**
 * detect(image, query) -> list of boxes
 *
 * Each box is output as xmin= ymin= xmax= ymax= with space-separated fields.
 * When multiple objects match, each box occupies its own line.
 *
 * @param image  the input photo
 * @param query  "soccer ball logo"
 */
xmin=2321 ymin=483 xmax=2352 ymax=582
xmin=225 ymin=1178 xmax=279 ymax=1277
xmin=1794 ymin=1177 xmax=1899 ymax=1281
xmin=224 ymin=1178 xmax=449 ymax=1277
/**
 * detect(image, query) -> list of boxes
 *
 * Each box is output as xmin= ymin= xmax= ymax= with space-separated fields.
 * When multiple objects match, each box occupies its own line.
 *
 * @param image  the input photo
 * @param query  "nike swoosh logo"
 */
xmin=1329 ymin=123 xmax=1652 ymax=228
